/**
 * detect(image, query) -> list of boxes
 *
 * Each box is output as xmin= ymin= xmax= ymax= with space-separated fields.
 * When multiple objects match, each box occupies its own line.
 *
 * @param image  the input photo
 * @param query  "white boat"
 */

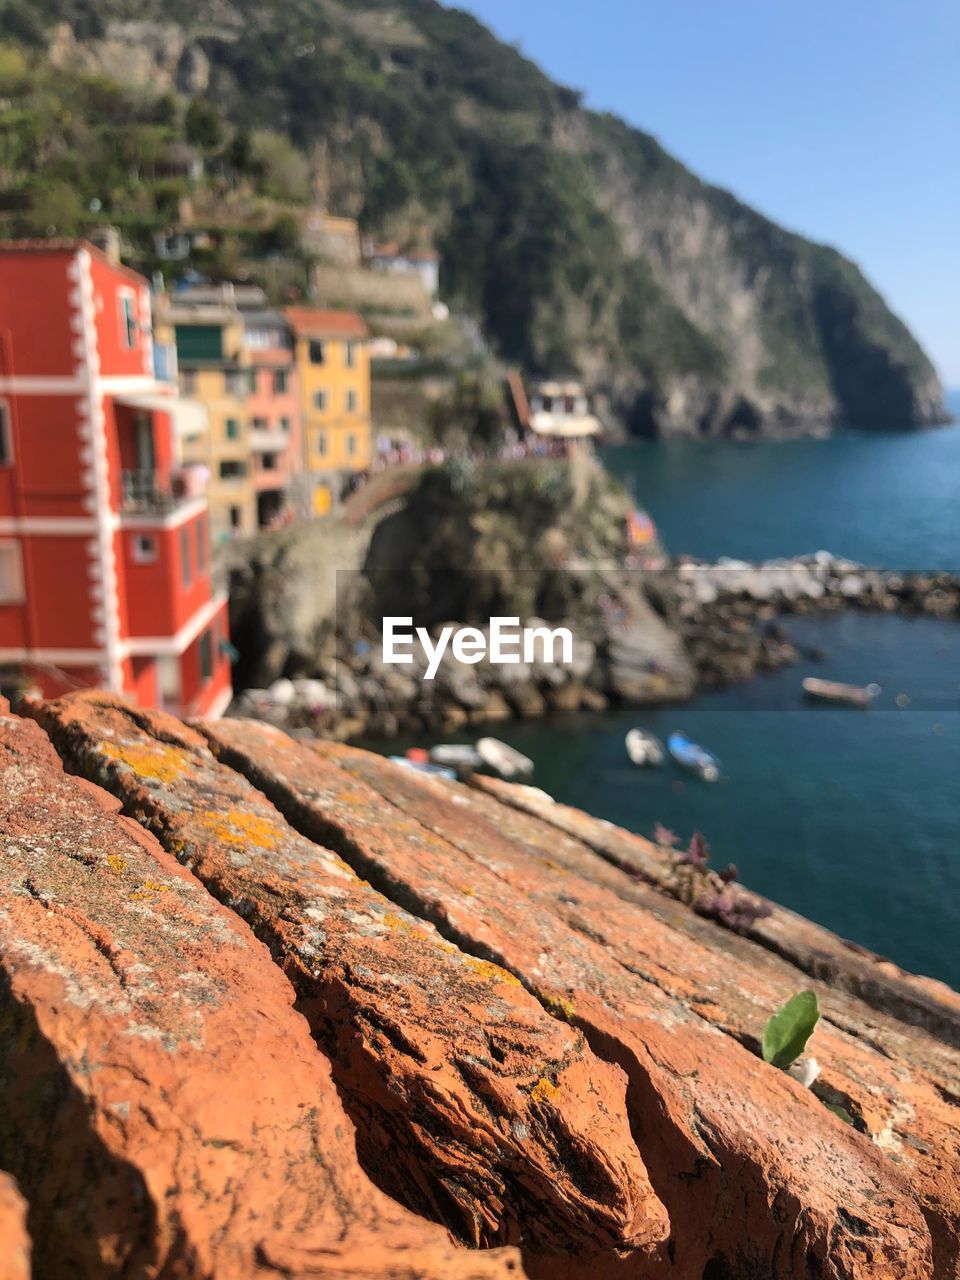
xmin=625 ymin=728 xmax=665 ymax=767
xmin=429 ymin=743 xmax=484 ymax=773
xmin=667 ymin=731 xmax=720 ymax=782
xmin=802 ymin=677 xmax=879 ymax=708
xmin=389 ymin=756 xmax=457 ymax=781
xmin=475 ymin=737 xmax=534 ymax=779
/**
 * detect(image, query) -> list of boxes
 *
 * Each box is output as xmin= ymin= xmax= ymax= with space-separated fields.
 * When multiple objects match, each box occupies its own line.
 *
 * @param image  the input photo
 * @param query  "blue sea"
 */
xmin=377 ymin=399 xmax=960 ymax=989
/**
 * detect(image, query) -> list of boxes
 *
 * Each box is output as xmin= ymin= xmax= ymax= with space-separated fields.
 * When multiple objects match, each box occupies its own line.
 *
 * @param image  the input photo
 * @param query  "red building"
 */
xmin=0 ymin=240 xmax=232 ymax=716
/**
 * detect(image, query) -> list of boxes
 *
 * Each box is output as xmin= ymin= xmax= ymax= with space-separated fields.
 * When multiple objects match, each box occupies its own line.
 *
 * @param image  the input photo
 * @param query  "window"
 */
xmin=195 ymin=515 xmax=207 ymax=576
xmin=226 ymin=371 xmax=248 ymax=397
xmin=199 ymin=629 xmax=213 ymax=683
xmin=279 ymin=415 xmax=291 ymax=433
xmin=315 ymin=431 xmax=327 ymax=458
xmin=131 ymin=533 xmax=157 ymax=564
xmin=274 ymin=369 xmax=288 ymax=394
xmin=225 ymin=418 xmax=240 ymax=440
xmin=0 ymin=401 xmax=12 ymax=466
xmin=119 ymin=290 xmax=137 ymax=350
xmin=346 ymin=389 xmax=357 ymax=413
xmin=313 ymin=390 xmax=327 ymax=411
xmin=0 ymin=543 xmax=24 ymax=603
xmin=345 ymin=341 xmax=357 ymax=368
xmin=229 ymin=506 xmax=242 ymax=530
xmin=261 ymin=452 xmax=278 ymax=471
xmin=219 ymin=460 xmax=247 ymax=480
xmin=157 ymin=655 xmax=181 ymax=706
xmin=180 ymin=370 xmax=198 ymax=395
xmin=309 ymin=340 xmax=326 ymax=365
xmin=252 ymin=417 xmax=268 ymax=432
xmin=346 ymin=432 xmax=357 ymax=457
xmin=180 ymin=526 xmax=192 ymax=588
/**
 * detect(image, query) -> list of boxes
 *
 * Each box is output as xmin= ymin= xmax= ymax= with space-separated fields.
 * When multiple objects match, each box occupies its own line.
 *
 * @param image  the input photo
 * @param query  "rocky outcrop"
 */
xmin=3 ymin=690 xmax=960 ymax=1277
xmin=29 ymin=693 xmax=664 ymax=1262
xmin=0 ymin=699 xmax=518 ymax=1278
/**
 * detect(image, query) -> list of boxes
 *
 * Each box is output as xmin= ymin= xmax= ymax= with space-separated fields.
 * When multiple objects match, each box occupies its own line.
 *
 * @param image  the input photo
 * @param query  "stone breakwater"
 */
xmin=232 ymin=553 xmax=960 ymax=738
xmin=670 ymin=552 xmax=960 ymax=688
xmin=2 ymin=689 xmax=960 ymax=1277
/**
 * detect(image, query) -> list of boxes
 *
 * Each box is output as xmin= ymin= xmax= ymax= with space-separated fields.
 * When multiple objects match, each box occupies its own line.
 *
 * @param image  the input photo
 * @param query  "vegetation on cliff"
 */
xmin=0 ymin=0 xmax=947 ymax=434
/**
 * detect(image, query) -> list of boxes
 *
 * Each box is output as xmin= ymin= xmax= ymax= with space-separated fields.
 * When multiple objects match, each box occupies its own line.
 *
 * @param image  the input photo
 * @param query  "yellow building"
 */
xmin=155 ymin=299 xmax=258 ymax=542
xmin=284 ymin=308 xmax=371 ymax=515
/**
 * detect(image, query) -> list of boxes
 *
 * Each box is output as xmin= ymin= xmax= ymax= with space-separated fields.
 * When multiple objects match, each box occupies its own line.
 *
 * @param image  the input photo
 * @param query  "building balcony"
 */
xmin=121 ymin=467 xmax=209 ymax=515
xmin=249 ymin=427 xmax=290 ymax=453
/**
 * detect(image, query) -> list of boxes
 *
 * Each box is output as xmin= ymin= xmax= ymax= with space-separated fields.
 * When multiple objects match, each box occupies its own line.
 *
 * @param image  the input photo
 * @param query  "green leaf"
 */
xmin=824 ymin=1102 xmax=854 ymax=1126
xmin=762 ymin=991 xmax=820 ymax=1069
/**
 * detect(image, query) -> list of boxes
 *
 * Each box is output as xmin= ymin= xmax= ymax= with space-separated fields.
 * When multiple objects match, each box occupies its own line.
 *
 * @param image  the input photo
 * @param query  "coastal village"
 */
xmin=0 ymin=225 xmax=610 ymax=716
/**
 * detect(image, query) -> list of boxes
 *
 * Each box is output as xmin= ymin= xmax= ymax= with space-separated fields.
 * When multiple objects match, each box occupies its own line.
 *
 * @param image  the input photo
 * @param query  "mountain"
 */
xmin=0 ymin=0 xmax=948 ymax=437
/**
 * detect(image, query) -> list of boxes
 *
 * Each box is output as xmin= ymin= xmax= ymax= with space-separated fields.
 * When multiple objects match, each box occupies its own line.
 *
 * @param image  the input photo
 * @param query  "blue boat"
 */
xmin=667 ymin=732 xmax=721 ymax=782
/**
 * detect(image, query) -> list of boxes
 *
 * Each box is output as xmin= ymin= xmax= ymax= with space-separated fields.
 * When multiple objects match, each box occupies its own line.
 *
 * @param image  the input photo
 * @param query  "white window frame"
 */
xmin=131 ymin=533 xmax=157 ymax=564
xmin=118 ymin=287 xmax=138 ymax=350
xmin=0 ymin=541 xmax=25 ymax=603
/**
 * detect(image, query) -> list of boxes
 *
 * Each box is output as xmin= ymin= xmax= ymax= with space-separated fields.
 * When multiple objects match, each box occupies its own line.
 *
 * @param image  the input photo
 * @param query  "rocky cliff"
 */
xmin=1 ymin=689 xmax=959 ymax=1278
xmin=1 ymin=0 xmax=948 ymax=435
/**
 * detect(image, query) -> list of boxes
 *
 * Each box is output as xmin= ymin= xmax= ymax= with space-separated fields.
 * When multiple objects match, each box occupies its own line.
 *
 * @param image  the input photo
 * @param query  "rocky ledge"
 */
xmin=1 ymin=691 xmax=959 ymax=1278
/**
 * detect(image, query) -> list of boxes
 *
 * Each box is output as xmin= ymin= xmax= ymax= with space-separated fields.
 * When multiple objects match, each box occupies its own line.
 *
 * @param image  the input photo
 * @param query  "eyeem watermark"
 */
xmin=383 ymin=616 xmax=574 ymax=680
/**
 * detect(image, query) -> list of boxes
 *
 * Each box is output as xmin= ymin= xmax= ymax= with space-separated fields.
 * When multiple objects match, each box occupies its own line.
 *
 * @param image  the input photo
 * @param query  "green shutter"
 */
xmin=175 ymin=325 xmax=224 ymax=362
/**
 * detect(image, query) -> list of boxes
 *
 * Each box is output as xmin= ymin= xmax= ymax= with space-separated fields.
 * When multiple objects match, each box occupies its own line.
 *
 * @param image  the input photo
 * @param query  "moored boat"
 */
xmin=429 ymin=743 xmax=484 ymax=773
xmin=625 ymin=728 xmax=665 ymax=767
xmin=476 ymin=737 xmax=534 ymax=779
xmin=801 ymin=677 xmax=879 ymax=708
xmin=667 ymin=731 xmax=721 ymax=782
xmin=390 ymin=756 xmax=458 ymax=781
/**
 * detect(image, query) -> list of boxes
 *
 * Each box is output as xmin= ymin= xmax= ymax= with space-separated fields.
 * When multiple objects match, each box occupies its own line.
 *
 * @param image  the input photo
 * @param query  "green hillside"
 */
xmin=0 ymin=0 xmax=947 ymax=435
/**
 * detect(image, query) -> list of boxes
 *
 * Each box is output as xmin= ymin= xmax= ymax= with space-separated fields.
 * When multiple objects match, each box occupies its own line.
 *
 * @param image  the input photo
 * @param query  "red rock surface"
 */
xmin=6 ymin=691 xmax=960 ymax=1279
xmin=205 ymin=728 xmax=936 ymax=1280
xmin=0 ymin=704 xmax=519 ymax=1278
xmin=29 ymin=692 xmax=664 ymax=1261
xmin=0 ymin=1173 xmax=30 ymax=1280
xmin=473 ymin=776 xmax=960 ymax=1046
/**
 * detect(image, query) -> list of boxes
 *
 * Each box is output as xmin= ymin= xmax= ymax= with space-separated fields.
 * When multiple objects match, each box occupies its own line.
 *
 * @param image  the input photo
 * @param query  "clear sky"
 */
xmin=449 ymin=0 xmax=959 ymax=385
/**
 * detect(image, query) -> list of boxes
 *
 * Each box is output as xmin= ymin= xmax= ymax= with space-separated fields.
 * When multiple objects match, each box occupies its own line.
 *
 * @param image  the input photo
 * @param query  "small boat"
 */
xmin=625 ymin=728 xmax=665 ymax=767
xmin=390 ymin=756 xmax=457 ymax=781
xmin=429 ymin=743 xmax=484 ymax=773
xmin=475 ymin=736 xmax=534 ymax=779
xmin=801 ymin=677 xmax=879 ymax=709
xmin=667 ymin=732 xmax=720 ymax=782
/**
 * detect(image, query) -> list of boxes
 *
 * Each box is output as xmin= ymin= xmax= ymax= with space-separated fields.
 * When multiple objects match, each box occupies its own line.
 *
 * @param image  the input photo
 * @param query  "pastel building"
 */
xmin=155 ymin=296 xmax=257 ymax=542
xmin=285 ymin=307 xmax=371 ymax=515
xmin=242 ymin=309 xmax=303 ymax=526
xmin=0 ymin=240 xmax=232 ymax=716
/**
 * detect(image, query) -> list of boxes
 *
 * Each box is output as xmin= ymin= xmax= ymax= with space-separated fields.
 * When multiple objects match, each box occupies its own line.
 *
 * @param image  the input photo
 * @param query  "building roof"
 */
xmin=283 ymin=307 xmax=368 ymax=339
xmin=0 ymin=238 xmax=147 ymax=286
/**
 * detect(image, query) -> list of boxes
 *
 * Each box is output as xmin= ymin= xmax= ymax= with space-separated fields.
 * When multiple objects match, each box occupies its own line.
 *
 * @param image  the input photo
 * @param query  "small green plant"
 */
xmin=762 ymin=991 xmax=820 ymax=1069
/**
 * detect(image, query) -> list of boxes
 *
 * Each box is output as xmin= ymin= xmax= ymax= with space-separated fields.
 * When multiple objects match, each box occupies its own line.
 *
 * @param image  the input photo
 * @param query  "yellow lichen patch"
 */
xmin=542 ymin=993 xmax=577 ymax=1021
xmin=105 ymin=854 xmax=127 ymax=874
xmin=538 ymin=858 xmax=564 ymax=873
xmin=460 ymin=885 xmax=476 ymax=897
xmin=100 ymin=741 xmax=189 ymax=785
xmin=530 ymin=1076 xmax=559 ymax=1104
xmin=464 ymin=956 xmax=521 ymax=986
xmin=194 ymin=808 xmax=282 ymax=851
xmin=381 ymin=910 xmax=421 ymax=936
xmin=143 ymin=880 xmax=170 ymax=892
